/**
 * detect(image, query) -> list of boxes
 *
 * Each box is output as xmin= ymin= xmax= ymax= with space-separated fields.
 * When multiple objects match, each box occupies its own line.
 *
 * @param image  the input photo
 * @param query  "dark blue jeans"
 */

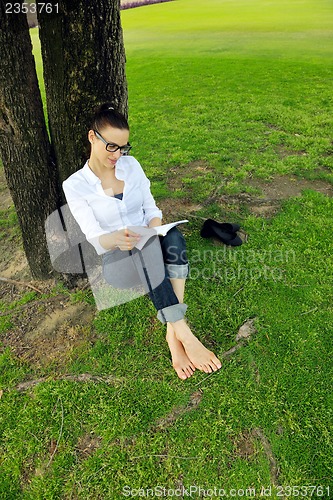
xmin=102 ymin=227 xmax=189 ymax=323
xmin=150 ymin=227 xmax=189 ymax=320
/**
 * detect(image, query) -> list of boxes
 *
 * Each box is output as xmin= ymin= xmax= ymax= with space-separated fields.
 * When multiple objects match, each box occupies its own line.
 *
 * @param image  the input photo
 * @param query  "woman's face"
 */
xmin=88 ymin=126 xmax=130 ymax=169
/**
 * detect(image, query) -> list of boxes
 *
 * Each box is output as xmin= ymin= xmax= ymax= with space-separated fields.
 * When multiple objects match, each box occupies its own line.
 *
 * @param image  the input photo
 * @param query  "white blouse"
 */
xmin=62 ymin=156 xmax=163 ymax=255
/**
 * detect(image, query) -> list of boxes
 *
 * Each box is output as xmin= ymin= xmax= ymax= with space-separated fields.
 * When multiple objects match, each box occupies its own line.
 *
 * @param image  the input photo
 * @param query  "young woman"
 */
xmin=63 ymin=103 xmax=222 ymax=380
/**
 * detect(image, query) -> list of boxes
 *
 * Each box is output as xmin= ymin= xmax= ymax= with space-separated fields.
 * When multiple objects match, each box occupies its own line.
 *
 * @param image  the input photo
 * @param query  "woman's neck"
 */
xmin=88 ymin=157 xmax=115 ymax=179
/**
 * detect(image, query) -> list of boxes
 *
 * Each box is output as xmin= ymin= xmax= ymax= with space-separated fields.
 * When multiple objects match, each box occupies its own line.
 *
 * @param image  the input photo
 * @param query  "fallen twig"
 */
xmin=0 ymin=276 xmax=43 ymax=293
xmin=300 ymin=307 xmax=318 ymax=316
xmin=233 ymin=287 xmax=244 ymax=297
xmin=185 ymin=213 xmax=206 ymax=221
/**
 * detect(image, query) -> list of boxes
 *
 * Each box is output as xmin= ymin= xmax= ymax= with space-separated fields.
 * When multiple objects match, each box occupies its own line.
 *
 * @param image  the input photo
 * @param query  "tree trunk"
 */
xmin=0 ymin=0 xmax=128 ymax=281
xmin=0 ymin=1 xmax=61 ymax=279
xmin=38 ymin=0 xmax=128 ymax=184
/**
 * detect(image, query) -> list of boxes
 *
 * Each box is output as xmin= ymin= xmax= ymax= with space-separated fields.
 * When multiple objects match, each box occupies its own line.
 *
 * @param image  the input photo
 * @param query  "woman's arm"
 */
xmin=140 ymin=177 xmax=163 ymax=226
xmin=148 ymin=217 xmax=162 ymax=228
xmin=62 ymin=180 xmax=112 ymax=255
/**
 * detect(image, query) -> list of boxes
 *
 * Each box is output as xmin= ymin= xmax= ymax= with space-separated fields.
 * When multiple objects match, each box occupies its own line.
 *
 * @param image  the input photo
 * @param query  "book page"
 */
xmin=128 ymin=220 xmax=188 ymax=250
xmin=153 ymin=220 xmax=189 ymax=236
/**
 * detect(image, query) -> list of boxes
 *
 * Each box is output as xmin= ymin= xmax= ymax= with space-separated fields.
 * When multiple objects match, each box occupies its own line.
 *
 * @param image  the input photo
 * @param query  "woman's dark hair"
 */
xmin=89 ymin=102 xmax=129 ymax=132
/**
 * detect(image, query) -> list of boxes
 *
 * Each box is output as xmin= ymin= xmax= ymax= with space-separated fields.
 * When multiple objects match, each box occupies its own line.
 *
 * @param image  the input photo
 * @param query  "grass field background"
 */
xmin=120 ymin=0 xmax=333 ymax=201
xmin=1 ymin=0 xmax=333 ymax=497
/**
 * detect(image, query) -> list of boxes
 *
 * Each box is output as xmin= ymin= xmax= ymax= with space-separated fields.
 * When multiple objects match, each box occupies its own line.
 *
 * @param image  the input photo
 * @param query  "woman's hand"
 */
xmin=113 ymin=228 xmax=141 ymax=251
xmin=99 ymin=228 xmax=141 ymax=252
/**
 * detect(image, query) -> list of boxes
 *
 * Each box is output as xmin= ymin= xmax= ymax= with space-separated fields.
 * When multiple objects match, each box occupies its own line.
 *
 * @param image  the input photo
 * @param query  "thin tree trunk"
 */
xmin=0 ymin=1 xmax=61 ymax=279
xmin=38 ymin=0 xmax=128 ymax=184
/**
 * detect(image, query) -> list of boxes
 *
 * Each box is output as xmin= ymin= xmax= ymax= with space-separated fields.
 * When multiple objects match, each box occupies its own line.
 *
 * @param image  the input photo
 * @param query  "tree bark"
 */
xmin=0 ymin=1 xmax=61 ymax=279
xmin=0 ymin=0 xmax=128 ymax=281
xmin=38 ymin=0 xmax=128 ymax=184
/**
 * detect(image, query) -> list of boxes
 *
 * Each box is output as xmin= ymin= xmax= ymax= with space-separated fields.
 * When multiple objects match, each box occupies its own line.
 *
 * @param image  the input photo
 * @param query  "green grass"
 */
xmin=122 ymin=0 xmax=333 ymax=57
xmin=120 ymin=0 xmax=333 ymax=200
xmin=1 ymin=0 xmax=333 ymax=497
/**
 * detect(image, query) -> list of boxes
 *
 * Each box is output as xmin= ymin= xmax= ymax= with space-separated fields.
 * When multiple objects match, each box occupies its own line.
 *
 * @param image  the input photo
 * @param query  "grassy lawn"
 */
xmin=1 ymin=0 xmax=333 ymax=497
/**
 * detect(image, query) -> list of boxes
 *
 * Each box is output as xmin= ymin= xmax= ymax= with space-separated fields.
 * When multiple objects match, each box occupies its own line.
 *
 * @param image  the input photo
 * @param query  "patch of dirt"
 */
xmin=0 ymin=167 xmax=97 ymax=369
xmin=0 ymin=278 xmax=57 ymax=305
xmin=0 ymin=166 xmax=31 ymax=280
xmin=0 ymin=164 xmax=12 ymax=210
xmin=26 ymin=318 xmax=93 ymax=369
xmin=232 ymin=430 xmax=257 ymax=459
xmin=274 ymin=145 xmax=307 ymax=159
xmin=24 ymin=301 xmax=90 ymax=342
xmin=163 ymin=161 xmax=214 ymax=214
xmin=247 ymin=174 xmax=333 ymax=200
xmin=75 ymin=433 xmax=103 ymax=459
xmin=158 ymin=198 xmax=203 ymax=221
xmin=231 ymin=428 xmax=281 ymax=487
xmin=161 ymin=165 xmax=333 ymax=220
xmin=0 ymin=249 xmax=29 ymax=280
xmin=1 ymin=283 xmax=96 ymax=369
xmin=166 ymin=160 xmax=213 ymax=191
xmin=219 ymin=174 xmax=333 ymax=217
xmin=158 ymin=161 xmax=215 ymax=220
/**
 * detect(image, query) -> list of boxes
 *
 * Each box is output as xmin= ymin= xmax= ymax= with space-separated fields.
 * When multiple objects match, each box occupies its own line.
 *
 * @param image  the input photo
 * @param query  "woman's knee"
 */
xmin=102 ymin=250 xmax=142 ymax=289
xmin=160 ymin=227 xmax=188 ymax=265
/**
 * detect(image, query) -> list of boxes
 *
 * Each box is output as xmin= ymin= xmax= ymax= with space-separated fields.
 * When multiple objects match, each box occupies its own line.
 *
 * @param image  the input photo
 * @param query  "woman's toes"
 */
xmin=167 ymin=327 xmax=197 ymax=380
xmin=174 ymin=367 xmax=189 ymax=380
xmin=184 ymin=366 xmax=195 ymax=378
xmin=209 ymin=361 xmax=221 ymax=372
xmin=173 ymin=364 xmax=194 ymax=380
xmin=212 ymin=355 xmax=222 ymax=370
xmin=204 ymin=354 xmax=222 ymax=372
xmin=177 ymin=369 xmax=188 ymax=380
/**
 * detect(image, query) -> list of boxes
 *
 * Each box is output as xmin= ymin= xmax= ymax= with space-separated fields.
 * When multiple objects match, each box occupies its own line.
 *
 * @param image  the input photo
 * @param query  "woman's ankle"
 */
xmin=171 ymin=319 xmax=193 ymax=342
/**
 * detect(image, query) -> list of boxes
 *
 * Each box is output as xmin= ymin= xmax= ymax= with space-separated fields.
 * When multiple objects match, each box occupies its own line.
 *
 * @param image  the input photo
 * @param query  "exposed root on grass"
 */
xmin=194 ymin=318 xmax=258 ymax=387
xmin=153 ymin=390 xmax=203 ymax=431
xmin=252 ymin=428 xmax=281 ymax=488
xmin=14 ymin=373 xmax=126 ymax=392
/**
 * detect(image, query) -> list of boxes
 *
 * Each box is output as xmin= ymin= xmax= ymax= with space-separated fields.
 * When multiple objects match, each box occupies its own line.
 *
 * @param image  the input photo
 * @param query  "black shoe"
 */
xmin=200 ymin=219 xmax=242 ymax=246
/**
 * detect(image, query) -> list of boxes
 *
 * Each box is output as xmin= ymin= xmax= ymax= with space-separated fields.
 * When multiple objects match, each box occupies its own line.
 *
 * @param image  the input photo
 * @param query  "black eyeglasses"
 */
xmin=94 ymin=130 xmax=132 ymax=155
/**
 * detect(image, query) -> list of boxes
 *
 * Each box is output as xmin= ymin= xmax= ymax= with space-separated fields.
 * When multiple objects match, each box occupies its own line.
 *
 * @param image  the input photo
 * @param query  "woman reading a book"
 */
xmin=63 ymin=103 xmax=221 ymax=380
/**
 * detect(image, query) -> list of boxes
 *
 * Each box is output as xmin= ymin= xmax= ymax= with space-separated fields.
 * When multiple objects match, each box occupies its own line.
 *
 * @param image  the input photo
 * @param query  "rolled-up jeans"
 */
xmin=102 ymin=227 xmax=189 ymax=324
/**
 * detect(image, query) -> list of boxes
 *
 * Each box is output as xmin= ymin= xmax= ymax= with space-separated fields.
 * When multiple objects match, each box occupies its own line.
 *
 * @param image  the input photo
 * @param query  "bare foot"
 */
xmin=171 ymin=320 xmax=222 ymax=374
xmin=166 ymin=323 xmax=196 ymax=380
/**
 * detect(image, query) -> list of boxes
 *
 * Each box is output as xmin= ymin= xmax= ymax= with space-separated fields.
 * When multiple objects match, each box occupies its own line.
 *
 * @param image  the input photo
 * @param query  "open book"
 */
xmin=127 ymin=220 xmax=188 ymax=250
